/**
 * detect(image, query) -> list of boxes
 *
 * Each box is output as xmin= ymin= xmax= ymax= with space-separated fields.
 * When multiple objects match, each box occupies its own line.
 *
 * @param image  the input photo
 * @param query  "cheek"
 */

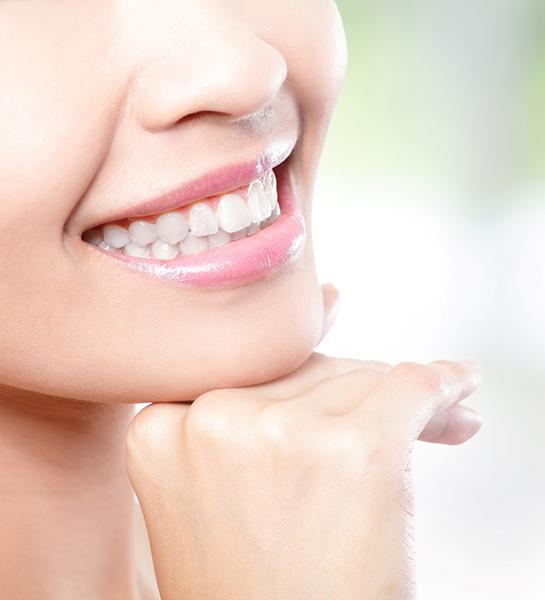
xmin=0 ymin=9 xmax=128 ymax=399
xmin=0 ymin=5 xmax=124 ymax=237
xmin=265 ymin=0 xmax=347 ymax=115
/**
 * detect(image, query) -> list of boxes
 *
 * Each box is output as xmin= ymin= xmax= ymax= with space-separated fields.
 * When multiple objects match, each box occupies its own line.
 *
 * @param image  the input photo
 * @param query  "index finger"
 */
xmin=351 ymin=359 xmax=482 ymax=442
xmin=233 ymin=352 xmax=392 ymax=400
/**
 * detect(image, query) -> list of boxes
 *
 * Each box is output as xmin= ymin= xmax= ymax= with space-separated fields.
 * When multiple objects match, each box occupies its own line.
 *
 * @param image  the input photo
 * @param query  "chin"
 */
xmin=13 ymin=252 xmax=324 ymax=406
xmin=95 ymin=263 xmax=324 ymax=404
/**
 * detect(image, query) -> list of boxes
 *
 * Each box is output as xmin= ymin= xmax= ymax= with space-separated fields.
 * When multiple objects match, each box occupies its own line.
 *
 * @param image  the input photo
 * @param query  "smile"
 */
xmin=80 ymin=157 xmax=306 ymax=288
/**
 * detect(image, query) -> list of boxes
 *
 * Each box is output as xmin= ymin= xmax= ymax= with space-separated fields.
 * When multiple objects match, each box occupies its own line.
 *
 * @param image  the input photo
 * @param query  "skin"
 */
xmin=0 ymin=1 xmax=482 ymax=598
xmin=0 ymin=0 xmax=344 ymax=403
xmin=127 ymin=354 xmax=482 ymax=599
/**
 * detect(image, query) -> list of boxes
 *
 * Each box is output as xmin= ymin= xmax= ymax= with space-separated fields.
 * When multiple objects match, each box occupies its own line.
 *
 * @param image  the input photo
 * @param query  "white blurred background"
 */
xmin=315 ymin=1 xmax=545 ymax=598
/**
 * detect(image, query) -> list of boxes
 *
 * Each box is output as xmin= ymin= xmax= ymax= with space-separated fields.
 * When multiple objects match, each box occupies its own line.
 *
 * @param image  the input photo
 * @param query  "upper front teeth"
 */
xmin=217 ymin=194 xmax=252 ymax=233
xmin=84 ymin=170 xmax=280 ymax=259
xmin=188 ymin=202 xmax=219 ymax=236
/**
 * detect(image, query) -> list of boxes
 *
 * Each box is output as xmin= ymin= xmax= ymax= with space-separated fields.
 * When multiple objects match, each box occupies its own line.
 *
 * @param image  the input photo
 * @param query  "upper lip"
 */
xmin=84 ymin=142 xmax=295 ymax=230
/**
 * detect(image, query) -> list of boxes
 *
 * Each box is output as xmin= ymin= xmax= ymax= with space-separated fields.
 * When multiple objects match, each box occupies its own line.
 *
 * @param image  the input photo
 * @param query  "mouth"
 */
xmin=80 ymin=154 xmax=306 ymax=288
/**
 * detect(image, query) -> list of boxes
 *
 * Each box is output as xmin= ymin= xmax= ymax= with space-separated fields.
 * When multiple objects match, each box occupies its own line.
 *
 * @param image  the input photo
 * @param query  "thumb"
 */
xmin=317 ymin=283 xmax=341 ymax=345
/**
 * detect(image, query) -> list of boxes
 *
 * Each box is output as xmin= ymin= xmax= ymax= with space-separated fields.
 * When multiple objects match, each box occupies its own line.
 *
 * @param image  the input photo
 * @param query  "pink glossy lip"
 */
xmin=92 ymin=142 xmax=295 ymax=225
xmin=89 ymin=159 xmax=306 ymax=289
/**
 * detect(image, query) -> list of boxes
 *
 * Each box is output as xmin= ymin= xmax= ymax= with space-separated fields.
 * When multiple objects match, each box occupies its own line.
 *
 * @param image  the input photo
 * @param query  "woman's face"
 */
xmin=0 ymin=0 xmax=346 ymax=403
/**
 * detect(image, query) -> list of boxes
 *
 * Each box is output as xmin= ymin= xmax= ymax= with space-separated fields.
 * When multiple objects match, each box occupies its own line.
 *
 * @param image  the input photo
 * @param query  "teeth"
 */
xmin=265 ymin=170 xmax=276 ymax=192
xmin=189 ymin=202 xmax=219 ymax=236
xmin=87 ymin=169 xmax=282 ymax=261
xmin=247 ymin=180 xmax=272 ymax=224
xmin=231 ymin=227 xmax=249 ymax=241
xmin=217 ymin=194 xmax=251 ymax=233
xmin=265 ymin=170 xmax=278 ymax=210
xmin=261 ymin=204 xmax=280 ymax=228
xmin=247 ymin=222 xmax=261 ymax=237
xmin=128 ymin=220 xmax=158 ymax=246
xmin=151 ymin=239 xmax=179 ymax=260
xmin=124 ymin=242 xmax=150 ymax=258
xmin=180 ymin=232 xmax=209 ymax=256
xmin=103 ymin=224 xmax=130 ymax=248
xmin=208 ymin=229 xmax=232 ymax=248
xmin=156 ymin=211 xmax=190 ymax=244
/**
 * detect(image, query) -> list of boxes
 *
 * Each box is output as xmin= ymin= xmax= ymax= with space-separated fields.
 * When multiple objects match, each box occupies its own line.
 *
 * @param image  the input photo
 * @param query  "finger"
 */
xmin=426 ymin=360 xmax=482 ymax=414
xmin=349 ymin=359 xmax=482 ymax=441
xmin=126 ymin=402 xmax=189 ymax=480
xmin=419 ymin=403 xmax=482 ymax=445
xmin=291 ymin=366 xmax=389 ymax=414
xmin=240 ymin=353 xmax=392 ymax=400
xmin=316 ymin=283 xmax=341 ymax=346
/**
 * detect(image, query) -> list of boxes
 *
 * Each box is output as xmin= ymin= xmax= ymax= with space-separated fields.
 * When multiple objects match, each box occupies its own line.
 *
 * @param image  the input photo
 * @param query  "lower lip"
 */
xmin=89 ymin=168 xmax=306 ymax=289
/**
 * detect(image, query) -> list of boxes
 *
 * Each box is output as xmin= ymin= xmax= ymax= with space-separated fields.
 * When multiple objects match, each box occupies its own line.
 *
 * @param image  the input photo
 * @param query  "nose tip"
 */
xmin=133 ymin=29 xmax=288 ymax=132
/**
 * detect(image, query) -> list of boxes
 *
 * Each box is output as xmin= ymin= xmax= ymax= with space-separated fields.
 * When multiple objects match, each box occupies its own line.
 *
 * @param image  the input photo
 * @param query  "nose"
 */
xmin=132 ymin=15 xmax=288 ymax=132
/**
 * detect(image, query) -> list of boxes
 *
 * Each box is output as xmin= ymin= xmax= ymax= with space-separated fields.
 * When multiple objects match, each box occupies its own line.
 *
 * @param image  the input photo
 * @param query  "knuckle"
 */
xmin=125 ymin=403 xmax=178 ymax=471
xmin=183 ymin=389 xmax=233 ymax=439
xmin=321 ymin=423 xmax=389 ymax=474
xmin=338 ymin=425 xmax=403 ymax=486
xmin=255 ymin=402 xmax=307 ymax=451
xmin=390 ymin=362 xmax=444 ymax=396
xmin=183 ymin=388 xmax=257 ymax=445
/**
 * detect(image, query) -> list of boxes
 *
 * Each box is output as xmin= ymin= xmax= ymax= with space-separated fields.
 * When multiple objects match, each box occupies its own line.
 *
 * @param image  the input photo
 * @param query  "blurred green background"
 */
xmin=325 ymin=0 xmax=545 ymax=207
xmin=315 ymin=2 xmax=545 ymax=598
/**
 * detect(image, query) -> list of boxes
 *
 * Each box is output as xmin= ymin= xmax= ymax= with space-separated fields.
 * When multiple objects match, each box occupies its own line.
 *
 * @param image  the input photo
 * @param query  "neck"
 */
xmin=0 ymin=386 xmax=141 ymax=599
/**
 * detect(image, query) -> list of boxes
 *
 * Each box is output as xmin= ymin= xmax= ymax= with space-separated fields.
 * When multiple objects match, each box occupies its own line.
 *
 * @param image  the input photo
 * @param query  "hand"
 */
xmin=125 ymin=284 xmax=482 ymax=600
